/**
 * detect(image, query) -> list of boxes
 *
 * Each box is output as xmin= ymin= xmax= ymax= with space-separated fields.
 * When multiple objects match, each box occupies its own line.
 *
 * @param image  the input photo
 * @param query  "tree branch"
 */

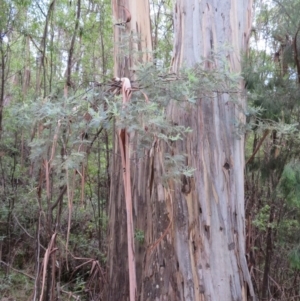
xmin=246 ymin=129 xmax=270 ymax=165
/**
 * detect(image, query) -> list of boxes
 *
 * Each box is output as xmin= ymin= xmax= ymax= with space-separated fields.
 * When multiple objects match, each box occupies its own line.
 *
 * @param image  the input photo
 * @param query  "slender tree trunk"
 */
xmin=65 ymin=0 xmax=81 ymax=95
xmin=0 ymin=37 xmax=7 ymax=137
xmin=261 ymin=204 xmax=274 ymax=300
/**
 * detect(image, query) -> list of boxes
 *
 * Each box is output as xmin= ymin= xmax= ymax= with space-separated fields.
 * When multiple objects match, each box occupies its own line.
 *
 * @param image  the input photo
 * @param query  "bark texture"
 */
xmin=112 ymin=0 xmax=152 ymax=77
xmin=107 ymin=0 xmax=256 ymax=300
xmin=106 ymin=0 xmax=153 ymax=300
xmin=162 ymin=0 xmax=255 ymax=300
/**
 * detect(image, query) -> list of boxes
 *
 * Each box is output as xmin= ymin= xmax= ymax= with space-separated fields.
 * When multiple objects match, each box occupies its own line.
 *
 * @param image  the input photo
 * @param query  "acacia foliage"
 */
xmin=0 ymin=0 xmax=113 ymax=300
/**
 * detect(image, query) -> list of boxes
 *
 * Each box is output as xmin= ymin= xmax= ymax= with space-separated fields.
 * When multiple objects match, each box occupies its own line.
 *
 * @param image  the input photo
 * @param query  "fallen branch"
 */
xmin=61 ymin=289 xmax=81 ymax=300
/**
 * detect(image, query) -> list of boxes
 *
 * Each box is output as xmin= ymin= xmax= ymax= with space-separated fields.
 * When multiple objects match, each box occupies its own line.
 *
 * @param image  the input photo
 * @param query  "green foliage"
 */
xmin=134 ymin=228 xmax=145 ymax=243
xmin=244 ymin=49 xmax=298 ymax=121
xmin=0 ymin=2 xmax=114 ymax=299
xmin=252 ymin=204 xmax=271 ymax=231
xmin=289 ymin=246 xmax=300 ymax=270
xmin=94 ymin=60 xmax=241 ymax=183
xmin=244 ymin=2 xmax=300 ymax=297
xmin=0 ymin=270 xmax=33 ymax=299
xmin=63 ymin=204 xmax=105 ymax=259
xmin=280 ymin=163 xmax=300 ymax=207
xmin=150 ymin=0 xmax=173 ymax=67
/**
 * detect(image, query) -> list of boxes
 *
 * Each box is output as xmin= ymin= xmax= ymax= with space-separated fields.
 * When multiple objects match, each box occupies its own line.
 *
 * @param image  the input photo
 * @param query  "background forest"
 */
xmin=0 ymin=0 xmax=300 ymax=300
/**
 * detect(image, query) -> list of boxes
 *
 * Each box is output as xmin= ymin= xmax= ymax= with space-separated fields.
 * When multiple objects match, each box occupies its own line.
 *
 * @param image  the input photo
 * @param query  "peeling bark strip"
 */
xmin=114 ymin=5 xmax=132 ymax=26
xmin=107 ymin=1 xmax=153 ymax=300
xmin=39 ymin=233 xmax=57 ymax=301
xmin=118 ymin=77 xmax=137 ymax=301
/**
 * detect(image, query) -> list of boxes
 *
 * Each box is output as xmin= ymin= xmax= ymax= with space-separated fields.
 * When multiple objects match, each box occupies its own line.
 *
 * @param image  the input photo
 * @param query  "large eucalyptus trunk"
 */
xmin=162 ymin=1 xmax=255 ymax=300
xmin=107 ymin=0 xmax=256 ymax=300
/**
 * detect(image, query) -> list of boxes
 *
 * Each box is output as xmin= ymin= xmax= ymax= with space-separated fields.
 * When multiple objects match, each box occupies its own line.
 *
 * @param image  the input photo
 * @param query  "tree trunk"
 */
xmin=157 ymin=1 xmax=256 ymax=300
xmin=261 ymin=204 xmax=274 ymax=300
xmin=107 ymin=0 xmax=256 ymax=300
xmin=106 ymin=0 xmax=152 ymax=300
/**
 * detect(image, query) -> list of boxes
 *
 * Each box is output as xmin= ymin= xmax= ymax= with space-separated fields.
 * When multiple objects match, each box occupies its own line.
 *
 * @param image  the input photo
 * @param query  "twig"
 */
xmin=147 ymin=220 xmax=172 ymax=254
xmin=61 ymin=289 xmax=81 ymax=300
xmin=12 ymin=213 xmax=46 ymax=250
xmin=246 ymin=129 xmax=270 ymax=165
xmin=86 ymin=116 xmax=112 ymax=152
xmin=51 ymin=185 xmax=67 ymax=210
xmin=0 ymin=260 xmax=35 ymax=280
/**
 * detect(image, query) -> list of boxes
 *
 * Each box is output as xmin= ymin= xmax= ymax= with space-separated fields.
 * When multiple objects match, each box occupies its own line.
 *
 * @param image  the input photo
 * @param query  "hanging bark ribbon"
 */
xmin=117 ymin=77 xmax=137 ymax=301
